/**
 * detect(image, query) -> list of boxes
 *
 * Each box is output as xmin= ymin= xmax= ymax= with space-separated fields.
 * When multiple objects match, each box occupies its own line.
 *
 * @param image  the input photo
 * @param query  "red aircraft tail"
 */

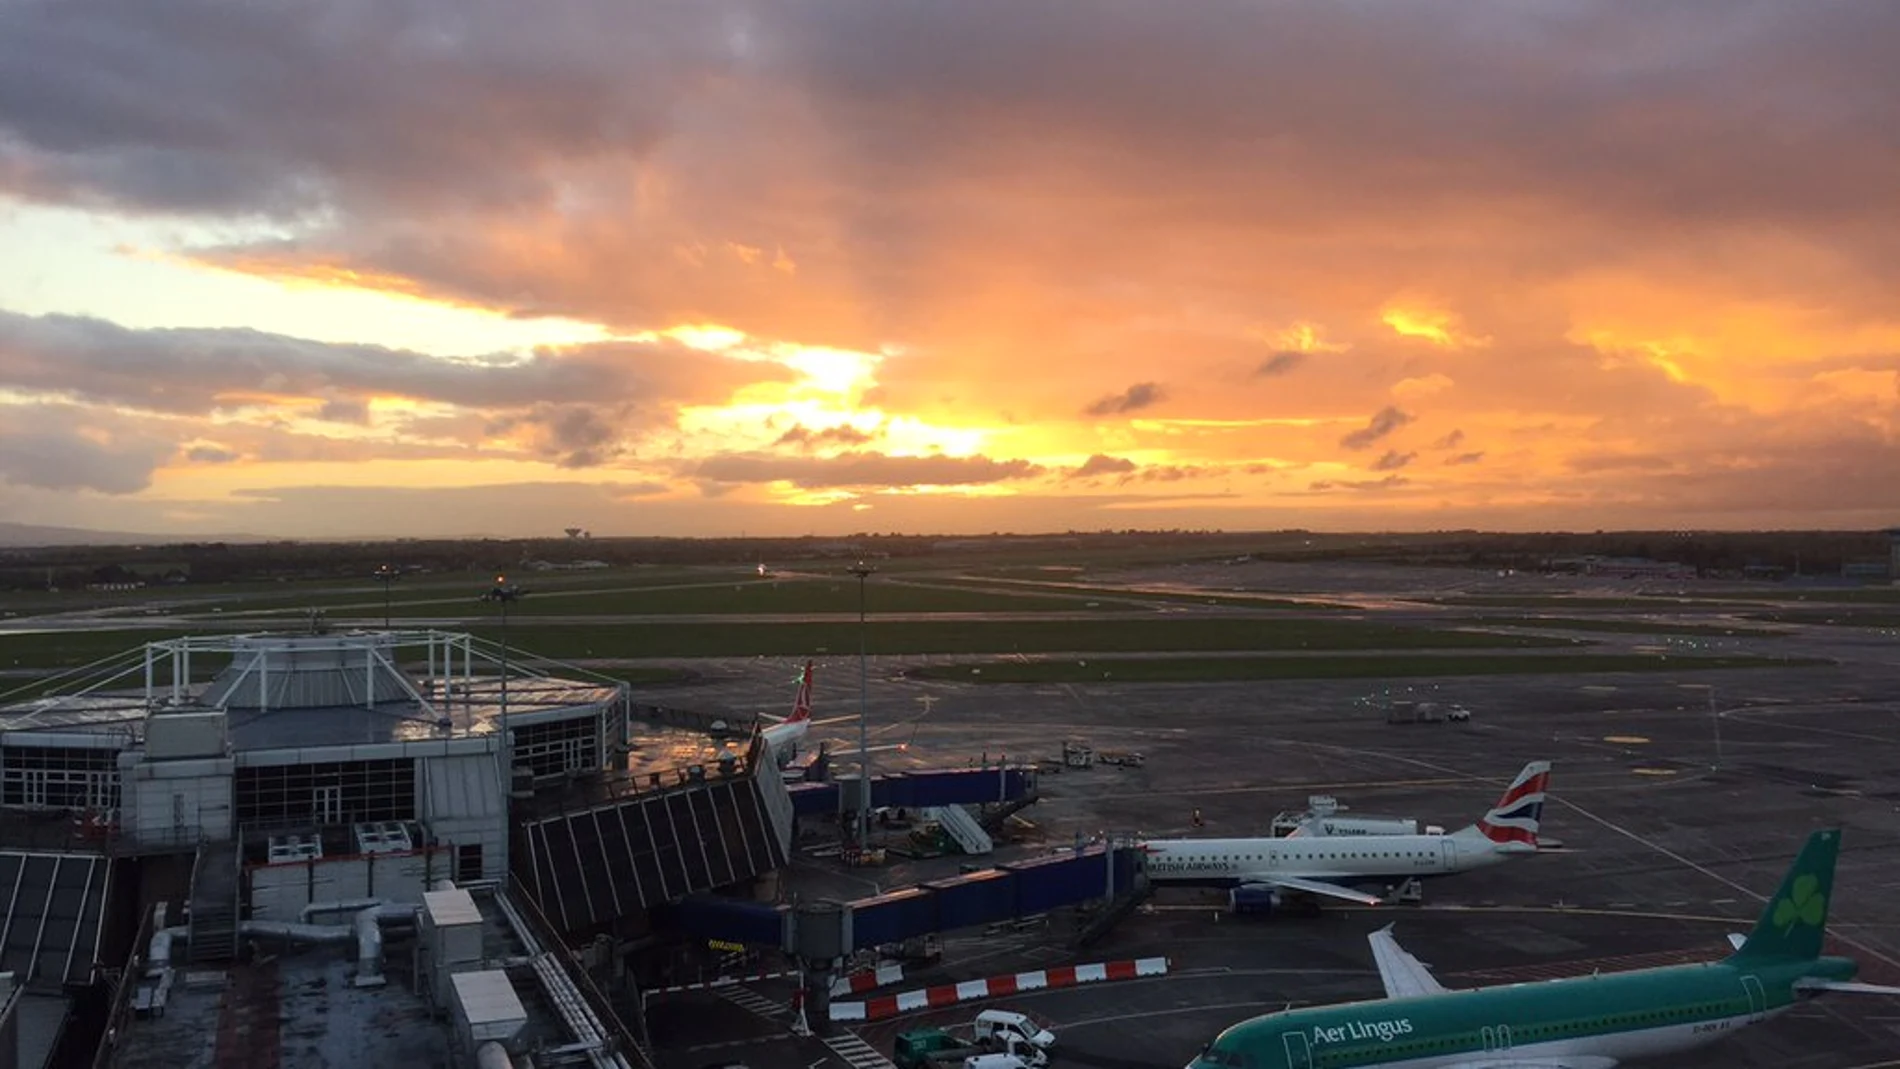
xmin=788 ymin=660 xmax=814 ymax=723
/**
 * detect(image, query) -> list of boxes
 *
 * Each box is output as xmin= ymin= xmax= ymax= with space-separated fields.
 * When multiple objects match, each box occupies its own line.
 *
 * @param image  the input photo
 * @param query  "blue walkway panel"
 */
xmin=924 ymin=869 xmax=1016 ymax=931
xmin=669 ymin=843 xmax=1142 ymax=954
xmin=788 ymin=766 xmax=1038 ymax=817
xmin=671 ymin=897 xmax=792 ymax=948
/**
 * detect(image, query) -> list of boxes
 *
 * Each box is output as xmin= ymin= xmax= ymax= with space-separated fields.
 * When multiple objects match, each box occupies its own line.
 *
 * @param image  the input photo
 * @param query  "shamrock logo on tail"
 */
xmin=1772 ymin=873 xmax=1826 ymax=934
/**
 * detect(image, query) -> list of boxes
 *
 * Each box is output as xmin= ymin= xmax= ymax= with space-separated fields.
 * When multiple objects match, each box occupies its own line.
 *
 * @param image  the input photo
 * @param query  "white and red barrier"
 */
xmin=830 ymin=957 xmax=1169 ymax=1021
xmin=831 ymin=962 xmax=905 ymax=997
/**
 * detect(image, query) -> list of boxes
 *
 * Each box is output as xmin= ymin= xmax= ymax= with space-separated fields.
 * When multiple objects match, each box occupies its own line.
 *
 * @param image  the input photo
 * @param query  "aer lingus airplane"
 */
xmin=1190 ymin=827 xmax=1899 ymax=1069
xmin=1140 ymin=761 xmax=1551 ymax=907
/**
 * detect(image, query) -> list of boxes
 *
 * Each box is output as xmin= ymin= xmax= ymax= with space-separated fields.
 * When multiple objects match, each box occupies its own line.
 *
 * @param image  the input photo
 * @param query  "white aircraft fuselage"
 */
xmin=1139 ymin=761 xmax=1550 ymax=905
xmin=1142 ymin=826 xmax=1517 ymax=886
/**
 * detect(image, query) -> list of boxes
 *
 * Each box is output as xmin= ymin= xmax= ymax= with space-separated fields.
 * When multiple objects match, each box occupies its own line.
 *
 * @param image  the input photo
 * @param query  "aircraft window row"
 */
xmin=1205 ymin=851 xmax=1427 ymax=861
xmin=1311 ymin=1005 xmax=1738 ymax=1065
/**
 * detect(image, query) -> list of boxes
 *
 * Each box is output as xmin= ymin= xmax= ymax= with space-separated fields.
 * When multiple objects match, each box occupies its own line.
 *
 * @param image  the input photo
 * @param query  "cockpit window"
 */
xmin=1201 ymin=1047 xmax=1250 ymax=1067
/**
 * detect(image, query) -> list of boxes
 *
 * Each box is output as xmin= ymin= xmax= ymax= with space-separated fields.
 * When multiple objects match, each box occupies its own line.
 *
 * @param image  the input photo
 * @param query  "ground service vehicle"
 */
xmin=973 ymin=1010 xmax=1057 ymax=1051
xmin=894 ymin=1025 xmax=1052 ymax=1069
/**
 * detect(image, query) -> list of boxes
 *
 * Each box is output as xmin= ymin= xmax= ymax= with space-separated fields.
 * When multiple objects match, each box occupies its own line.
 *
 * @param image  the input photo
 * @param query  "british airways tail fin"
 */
xmin=1472 ymin=761 xmax=1550 ymax=849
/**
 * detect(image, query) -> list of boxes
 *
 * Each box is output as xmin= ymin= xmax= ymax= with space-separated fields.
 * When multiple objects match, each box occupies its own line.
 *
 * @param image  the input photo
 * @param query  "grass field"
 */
xmin=914 ymin=575 xmax=1338 ymax=611
xmin=1670 ymin=587 xmax=1900 ymax=604
xmin=904 ymin=653 xmax=1835 ymax=684
xmin=374 ymin=577 xmax=1120 ymax=618
xmin=1458 ymin=616 xmax=1788 ymax=637
xmin=1744 ymin=610 xmax=1900 ymax=629
xmin=0 ymin=629 xmax=198 ymax=670
xmin=0 ymin=566 xmax=765 ymax=617
xmin=1427 ymin=594 xmax=1756 ymax=611
xmin=457 ymin=617 xmax=1576 ymax=660
xmin=0 ymin=617 xmax=1573 ymax=672
xmin=183 ymin=567 xmax=762 ymax=616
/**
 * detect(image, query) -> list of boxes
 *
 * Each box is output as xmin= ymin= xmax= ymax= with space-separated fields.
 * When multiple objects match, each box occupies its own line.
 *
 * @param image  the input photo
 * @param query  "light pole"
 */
xmin=1679 ymin=682 xmax=1722 ymax=770
xmin=847 ymin=561 xmax=876 ymax=848
xmin=483 ymin=576 xmax=525 ymax=748
xmin=373 ymin=564 xmax=398 ymax=630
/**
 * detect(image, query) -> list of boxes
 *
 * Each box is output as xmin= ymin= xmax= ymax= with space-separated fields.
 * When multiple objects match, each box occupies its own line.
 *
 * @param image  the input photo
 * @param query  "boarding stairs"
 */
xmin=923 ymin=805 xmax=993 ymax=855
xmin=187 ymin=841 xmax=240 ymax=965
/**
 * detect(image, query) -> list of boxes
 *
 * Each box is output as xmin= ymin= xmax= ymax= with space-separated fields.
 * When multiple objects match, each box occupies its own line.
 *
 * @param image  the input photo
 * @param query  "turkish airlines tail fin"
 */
xmin=788 ymin=660 xmax=814 ymax=724
xmin=1472 ymin=760 xmax=1550 ymax=850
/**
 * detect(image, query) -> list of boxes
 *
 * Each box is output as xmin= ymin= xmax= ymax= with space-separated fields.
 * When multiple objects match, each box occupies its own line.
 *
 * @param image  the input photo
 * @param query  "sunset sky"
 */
xmin=2 ymin=1 xmax=1897 ymax=539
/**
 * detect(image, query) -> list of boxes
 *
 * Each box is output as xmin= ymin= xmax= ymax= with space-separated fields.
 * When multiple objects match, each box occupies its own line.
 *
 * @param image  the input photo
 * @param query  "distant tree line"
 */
xmin=0 ymin=527 xmax=1890 ymax=595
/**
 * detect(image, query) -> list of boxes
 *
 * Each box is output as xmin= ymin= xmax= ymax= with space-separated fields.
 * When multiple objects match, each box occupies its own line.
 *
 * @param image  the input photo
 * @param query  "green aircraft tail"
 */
xmin=1727 ymin=828 xmax=1840 ymax=963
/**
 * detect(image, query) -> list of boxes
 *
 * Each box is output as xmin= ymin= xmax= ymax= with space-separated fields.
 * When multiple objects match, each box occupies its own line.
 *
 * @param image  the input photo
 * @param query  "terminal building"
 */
xmin=0 ymin=626 xmax=1072 ymax=1068
xmin=0 ymin=628 xmax=653 ymax=1068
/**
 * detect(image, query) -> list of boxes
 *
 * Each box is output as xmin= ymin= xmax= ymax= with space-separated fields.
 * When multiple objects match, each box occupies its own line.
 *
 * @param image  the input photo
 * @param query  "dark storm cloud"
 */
xmin=0 ymin=408 xmax=169 ymax=493
xmin=3 ymin=3 xmax=1896 ymax=303
xmin=1070 ymin=454 xmax=1137 ymax=480
xmin=1256 ymin=352 xmax=1306 ymax=377
xmin=0 ymin=309 xmax=784 ymax=418
xmin=0 ymin=0 xmax=729 ymax=216
xmin=1339 ymin=406 xmax=1414 ymax=450
xmin=318 ymin=398 xmax=371 ymax=424
xmin=185 ymin=444 xmax=241 ymax=464
xmin=1308 ymin=475 xmax=1410 ymax=492
xmin=774 ymin=423 xmax=878 ymax=450
xmin=1083 ymin=383 xmax=1165 ymax=418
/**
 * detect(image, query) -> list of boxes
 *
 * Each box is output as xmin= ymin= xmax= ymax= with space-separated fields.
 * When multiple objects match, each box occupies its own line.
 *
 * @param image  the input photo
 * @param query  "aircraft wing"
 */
xmin=1436 ymin=1060 xmax=1617 ymax=1069
xmin=1795 ymin=979 xmax=1900 ymax=996
xmin=1248 ymin=875 xmax=1384 ymax=906
xmin=1368 ymin=924 xmax=1448 ymax=999
xmin=807 ymin=715 xmax=858 ymax=727
xmin=822 ymin=739 xmax=908 ymax=755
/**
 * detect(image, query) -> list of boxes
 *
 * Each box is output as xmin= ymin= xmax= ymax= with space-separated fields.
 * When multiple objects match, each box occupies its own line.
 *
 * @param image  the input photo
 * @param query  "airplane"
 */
xmin=755 ymin=660 xmax=906 ymax=767
xmin=1189 ymin=827 xmax=1900 ymax=1069
xmin=1138 ymin=761 xmax=1551 ymax=907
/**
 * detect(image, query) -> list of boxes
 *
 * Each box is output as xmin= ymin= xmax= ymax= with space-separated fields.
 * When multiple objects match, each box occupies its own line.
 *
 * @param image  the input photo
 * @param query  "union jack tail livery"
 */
xmin=1474 ymin=760 xmax=1550 ymax=849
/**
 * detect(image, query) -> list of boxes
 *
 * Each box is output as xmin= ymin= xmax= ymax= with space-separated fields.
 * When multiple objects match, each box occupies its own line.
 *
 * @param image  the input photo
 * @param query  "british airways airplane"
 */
xmin=1138 ymin=761 xmax=1551 ymax=907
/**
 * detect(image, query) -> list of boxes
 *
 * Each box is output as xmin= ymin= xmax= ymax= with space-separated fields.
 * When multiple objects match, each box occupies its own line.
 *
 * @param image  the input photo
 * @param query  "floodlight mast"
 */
xmin=372 ymin=564 xmax=399 ymax=629
xmin=847 ymin=561 xmax=876 ymax=849
xmin=483 ymin=576 xmax=525 ymax=760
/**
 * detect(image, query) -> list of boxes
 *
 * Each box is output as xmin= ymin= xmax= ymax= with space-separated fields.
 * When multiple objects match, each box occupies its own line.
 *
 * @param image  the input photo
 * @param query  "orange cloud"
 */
xmin=4 ymin=3 xmax=1900 ymax=534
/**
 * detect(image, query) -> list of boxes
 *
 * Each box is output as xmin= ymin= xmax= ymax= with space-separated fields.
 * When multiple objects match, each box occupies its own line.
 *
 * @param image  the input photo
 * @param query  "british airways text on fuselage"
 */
xmin=1145 ymin=858 xmax=1234 ymax=874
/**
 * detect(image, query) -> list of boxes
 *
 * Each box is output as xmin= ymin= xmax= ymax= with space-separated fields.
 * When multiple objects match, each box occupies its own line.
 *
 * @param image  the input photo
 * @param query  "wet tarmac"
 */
xmin=639 ymin=631 xmax=1900 ymax=1069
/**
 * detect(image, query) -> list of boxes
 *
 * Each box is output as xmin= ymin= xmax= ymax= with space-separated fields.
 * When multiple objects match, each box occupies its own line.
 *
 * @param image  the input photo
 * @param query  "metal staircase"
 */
xmin=923 ymin=805 xmax=993 ymax=855
xmin=187 ymin=841 xmax=240 ymax=965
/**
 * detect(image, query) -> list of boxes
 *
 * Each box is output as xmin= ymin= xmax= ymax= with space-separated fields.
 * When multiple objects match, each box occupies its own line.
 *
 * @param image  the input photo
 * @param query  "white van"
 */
xmin=973 ymin=1010 xmax=1056 ymax=1051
